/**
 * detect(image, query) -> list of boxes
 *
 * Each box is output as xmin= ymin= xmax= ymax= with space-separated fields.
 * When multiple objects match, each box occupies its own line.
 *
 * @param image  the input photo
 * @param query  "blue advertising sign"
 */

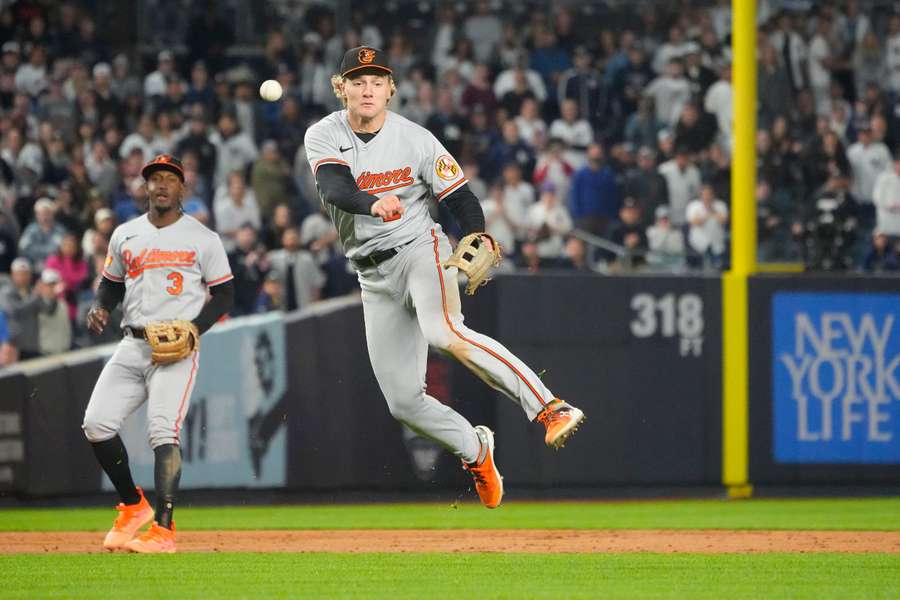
xmin=773 ymin=293 xmax=900 ymax=463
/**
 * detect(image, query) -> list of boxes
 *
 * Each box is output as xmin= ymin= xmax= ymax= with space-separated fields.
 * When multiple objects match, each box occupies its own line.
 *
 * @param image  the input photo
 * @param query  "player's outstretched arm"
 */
xmin=87 ymin=277 xmax=125 ymax=334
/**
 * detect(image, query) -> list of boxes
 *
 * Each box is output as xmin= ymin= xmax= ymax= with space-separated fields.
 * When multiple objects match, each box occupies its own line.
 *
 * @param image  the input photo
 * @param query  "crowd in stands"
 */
xmin=1 ymin=0 xmax=899 ymax=366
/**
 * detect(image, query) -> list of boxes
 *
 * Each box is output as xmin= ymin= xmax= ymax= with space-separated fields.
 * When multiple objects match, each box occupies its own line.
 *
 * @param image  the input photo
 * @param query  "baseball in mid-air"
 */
xmin=259 ymin=79 xmax=283 ymax=101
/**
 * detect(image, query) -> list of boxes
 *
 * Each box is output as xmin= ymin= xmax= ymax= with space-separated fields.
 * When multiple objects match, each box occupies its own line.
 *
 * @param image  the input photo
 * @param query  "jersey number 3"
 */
xmin=166 ymin=271 xmax=184 ymax=295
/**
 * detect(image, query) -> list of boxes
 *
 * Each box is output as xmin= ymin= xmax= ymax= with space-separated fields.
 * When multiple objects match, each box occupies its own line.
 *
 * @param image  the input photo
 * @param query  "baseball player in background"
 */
xmin=305 ymin=47 xmax=585 ymax=508
xmin=82 ymin=154 xmax=235 ymax=553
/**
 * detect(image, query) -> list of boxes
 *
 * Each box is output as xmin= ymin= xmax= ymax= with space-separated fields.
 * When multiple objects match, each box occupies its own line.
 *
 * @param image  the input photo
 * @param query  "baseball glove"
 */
xmin=443 ymin=232 xmax=502 ymax=295
xmin=144 ymin=320 xmax=200 ymax=365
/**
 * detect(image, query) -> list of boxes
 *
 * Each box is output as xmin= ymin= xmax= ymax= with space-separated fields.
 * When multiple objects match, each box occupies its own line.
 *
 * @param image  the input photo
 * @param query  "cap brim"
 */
xmin=341 ymin=65 xmax=392 ymax=78
xmin=142 ymin=163 xmax=185 ymax=182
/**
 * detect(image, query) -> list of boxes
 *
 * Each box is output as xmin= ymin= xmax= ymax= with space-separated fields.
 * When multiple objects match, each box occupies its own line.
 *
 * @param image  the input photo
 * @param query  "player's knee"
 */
xmin=386 ymin=394 xmax=424 ymax=425
xmin=421 ymin=325 xmax=454 ymax=352
xmin=82 ymin=414 xmax=116 ymax=443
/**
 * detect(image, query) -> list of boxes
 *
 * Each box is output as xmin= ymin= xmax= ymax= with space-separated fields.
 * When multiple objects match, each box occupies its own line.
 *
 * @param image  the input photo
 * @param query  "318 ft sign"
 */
xmin=630 ymin=293 xmax=704 ymax=357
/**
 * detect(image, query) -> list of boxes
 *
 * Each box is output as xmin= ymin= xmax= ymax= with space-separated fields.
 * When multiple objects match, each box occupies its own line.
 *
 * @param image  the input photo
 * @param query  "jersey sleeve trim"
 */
xmin=101 ymin=270 xmax=124 ymax=282
xmin=314 ymin=158 xmax=350 ymax=173
xmin=206 ymin=273 xmax=235 ymax=286
xmin=436 ymin=177 xmax=469 ymax=201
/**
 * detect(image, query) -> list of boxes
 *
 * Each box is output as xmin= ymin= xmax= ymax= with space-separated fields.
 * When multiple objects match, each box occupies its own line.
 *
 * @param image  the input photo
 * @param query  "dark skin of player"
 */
xmin=86 ymin=169 xmax=185 ymax=334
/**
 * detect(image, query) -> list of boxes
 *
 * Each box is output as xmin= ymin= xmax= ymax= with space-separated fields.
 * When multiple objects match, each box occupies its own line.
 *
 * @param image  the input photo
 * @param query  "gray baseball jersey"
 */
xmin=304 ymin=110 xmax=468 ymax=259
xmin=305 ymin=109 xmax=555 ymax=465
xmin=83 ymin=213 xmax=233 ymax=450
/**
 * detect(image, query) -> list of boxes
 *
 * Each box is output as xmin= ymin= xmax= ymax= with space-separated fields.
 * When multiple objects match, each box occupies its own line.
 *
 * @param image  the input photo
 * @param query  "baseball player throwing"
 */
xmin=305 ymin=47 xmax=585 ymax=508
xmin=82 ymin=154 xmax=234 ymax=552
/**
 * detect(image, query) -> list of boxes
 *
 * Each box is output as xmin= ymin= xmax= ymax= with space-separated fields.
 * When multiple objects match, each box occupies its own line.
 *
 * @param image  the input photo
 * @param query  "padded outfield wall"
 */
xmin=0 ymin=274 xmax=897 ymax=496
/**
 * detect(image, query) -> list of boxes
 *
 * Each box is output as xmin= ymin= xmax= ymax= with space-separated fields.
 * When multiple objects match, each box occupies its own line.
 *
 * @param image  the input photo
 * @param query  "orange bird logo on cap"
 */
xmin=358 ymin=48 xmax=376 ymax=64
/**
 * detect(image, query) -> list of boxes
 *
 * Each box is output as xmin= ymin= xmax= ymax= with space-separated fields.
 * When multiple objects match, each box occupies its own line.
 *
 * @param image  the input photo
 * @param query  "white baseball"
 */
xmin=259 ymin=79 xmax=283 ymax=102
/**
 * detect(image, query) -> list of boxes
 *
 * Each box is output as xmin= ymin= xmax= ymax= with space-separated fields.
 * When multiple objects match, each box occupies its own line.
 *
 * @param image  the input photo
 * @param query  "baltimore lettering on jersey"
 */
xmin=356 ymin=166 xmax=415 ymax=194
xmin=123 ymin=248 xmax=197 ymax=277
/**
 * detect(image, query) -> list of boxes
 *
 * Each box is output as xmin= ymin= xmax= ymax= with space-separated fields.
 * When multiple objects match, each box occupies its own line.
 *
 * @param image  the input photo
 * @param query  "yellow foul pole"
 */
xmin=723 ymin=0 xmax=757 ymax=497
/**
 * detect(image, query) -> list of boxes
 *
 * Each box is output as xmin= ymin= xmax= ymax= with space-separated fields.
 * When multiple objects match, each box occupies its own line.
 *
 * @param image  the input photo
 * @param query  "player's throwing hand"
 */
xmin=87 ymin=306 xmax=110 ymax=334
xmin=370 ymin=194 xmax=404 ymax=222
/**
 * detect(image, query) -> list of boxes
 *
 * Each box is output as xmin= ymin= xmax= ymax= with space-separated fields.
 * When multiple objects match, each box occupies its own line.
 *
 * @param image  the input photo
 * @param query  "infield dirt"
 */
xmin=2 ymin=530 xmax=899 ymax=553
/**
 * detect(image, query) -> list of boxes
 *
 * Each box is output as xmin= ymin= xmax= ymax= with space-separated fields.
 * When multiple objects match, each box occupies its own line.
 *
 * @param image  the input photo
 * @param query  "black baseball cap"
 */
xmin=141 ymin=154 xmax=185 ymax=182
xmin=339 ymin=46 xmax=392 ymax=78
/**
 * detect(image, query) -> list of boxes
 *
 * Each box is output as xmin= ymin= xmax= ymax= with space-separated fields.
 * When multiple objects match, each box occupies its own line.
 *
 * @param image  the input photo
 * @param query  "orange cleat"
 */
xmin=536 ymin=399 xmax=585 ymax=449
xmin=102 ymin=487 xmax=154 ymax=551
xmin=124 ymin=521 xmax=177 ymax=553
xmin=462 ymin=426 xmax=503 ymax=509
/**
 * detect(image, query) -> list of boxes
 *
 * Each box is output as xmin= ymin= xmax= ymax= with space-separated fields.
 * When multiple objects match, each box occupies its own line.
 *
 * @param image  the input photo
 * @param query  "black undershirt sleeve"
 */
xmin=192 ymin=280 xmax=234 ymax=335
xmin=442 ymin=184 xmax=486 ymax=235
xmin=315 ymin=163 xmax=378 ymax=215
xmin=95 ymin=276 xmax=125 ymax=312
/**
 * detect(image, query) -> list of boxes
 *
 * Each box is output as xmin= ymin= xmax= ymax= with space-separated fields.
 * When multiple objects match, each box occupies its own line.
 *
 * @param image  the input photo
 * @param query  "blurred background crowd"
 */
xmin=1 ymin=0 xmax=899 ymax=366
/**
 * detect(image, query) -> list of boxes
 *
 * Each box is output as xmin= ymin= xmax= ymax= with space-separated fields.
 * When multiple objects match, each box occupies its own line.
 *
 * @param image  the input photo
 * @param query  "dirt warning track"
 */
xmin=2 ymin=530 xmax=899 ymax=553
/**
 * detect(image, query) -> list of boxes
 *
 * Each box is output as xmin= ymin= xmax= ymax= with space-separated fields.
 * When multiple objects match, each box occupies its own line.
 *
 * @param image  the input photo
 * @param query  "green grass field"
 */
xmin=2 ymin=498 xmax=899 ymax=599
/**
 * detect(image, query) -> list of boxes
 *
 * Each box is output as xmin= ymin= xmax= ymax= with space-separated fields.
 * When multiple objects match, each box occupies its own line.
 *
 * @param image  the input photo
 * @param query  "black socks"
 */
xmin=153 ymin=444 xmax=182 ymax=530
xmin=91 ymin=436 xmax=141 ymax=505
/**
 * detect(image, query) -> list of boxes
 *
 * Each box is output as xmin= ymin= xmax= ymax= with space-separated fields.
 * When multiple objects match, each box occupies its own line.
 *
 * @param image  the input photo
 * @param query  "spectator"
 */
xmin=847 ymin=122 xmax=892 ymax=206
xmin=768 ymin=11 xmax=807 ymax=94
xmin=0 ymin=308 xmax=16 ymax=367
xmin=652 ymin=25 xmax=692 ymax=75
xmin=647 ymin=205 xmax=685 ymax=265
xmin=808 ymin=17 xmax=834 ymax=113
xmin=514 ymin=97 xmax=547 ymax=149
xmin=569 ymin=143 xmax=619 ymax=235
xmin=144 ymin=50 xmax=175 ymax=99
xmin=461 ymin=63 xmax=498 ymax=117
xmin=210 ymin=111 xmax=258 ymax=189
xmin=14 ymin=44 xmax=48 ymax=97
xmin=266 ymin=227 xmax=325 ymax=312
xmin=872 ymin=157 xmax=900 ymax=238
xmin=214 ymin=171 xmax=261 ymax=247
xmin=674 ymin=101 xmax=717 ymax=154
xmin=525 ymin=183 xmax=573 ymax=260
xmin=425 ymin=89 xmax=467 ymax=158
xmin=758 ymin=43 xmax=793 ymax=123
xmin=548 ymin=98 xmax=593 ymax=160
xmin=481 ymin=183 xmax=517 ymax=256
xmin=227 ymin=224 xmax=269 ymax=316
xmin=183 ymin=198 xmax=210 ymax=227
xmin=560 ymin=234 xmax=590 ymax=271
xmin=609 ymin=197 xmax=648 ymax=267
xmin=494 ymin=54 xmax=547 ymax=108
xmin=624 ymin=96 xmax=663 ymax=151
xmin=18 ymin=197 xmax=66 ymax=269
xmin=35 ymin=268 xmax=70 ymax=355
xmin=862 ymin=230 xmax=899 ymax=272
xmin=463 ymin=0 xmax=503 ymax=64
xmin=658 ymin=145 xmax=701 ymax=227
xmin=498 ymin=162 xmax=535 ymax=243
xmin=0 ymin=257 xmax=40 ymax=360
xmin=250 ymin=140 xmax=292 ymax=225
xmin=644 ymin=59 xmax=690 ymax=126
xmin=686 ymin=183 xmax=729 ymax=267
xmin=109 ymin=53 xmax=141 ymax=102
xmin=175 ymin=113 xmax=217 ymax=185
xmin=756 ymin=180 xmax=796 ymax=262
xmin=703 ymin=62 xmax=733 ymax=148
xmin=533 ymin=138 xmax=575 ymax=204
xmin=484 ymin=121 xmax=535 ymax=181
xmin=0 ymin=209 xmax=17 ymax=275
xmin=255 ymin=272 xmax=284 ymax=313
xmin=45 ymin=230 xmax=88 ymax=320
xmin=557 ymin=45 xmax=606 ymax=132
xmin=118 ymin=113 xmax=156 ymax=163
xmin=888 ymin=15 xmax=900 ymax=97
xmin=853 ymin=31 xmax=885 ymax=99
xmin=623 ymin=146 xmax=668 ymax=225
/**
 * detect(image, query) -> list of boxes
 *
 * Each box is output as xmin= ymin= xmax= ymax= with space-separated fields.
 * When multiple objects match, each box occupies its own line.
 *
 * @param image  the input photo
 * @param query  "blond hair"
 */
xmin=331 ymin=73 xmax=397 ymax=107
